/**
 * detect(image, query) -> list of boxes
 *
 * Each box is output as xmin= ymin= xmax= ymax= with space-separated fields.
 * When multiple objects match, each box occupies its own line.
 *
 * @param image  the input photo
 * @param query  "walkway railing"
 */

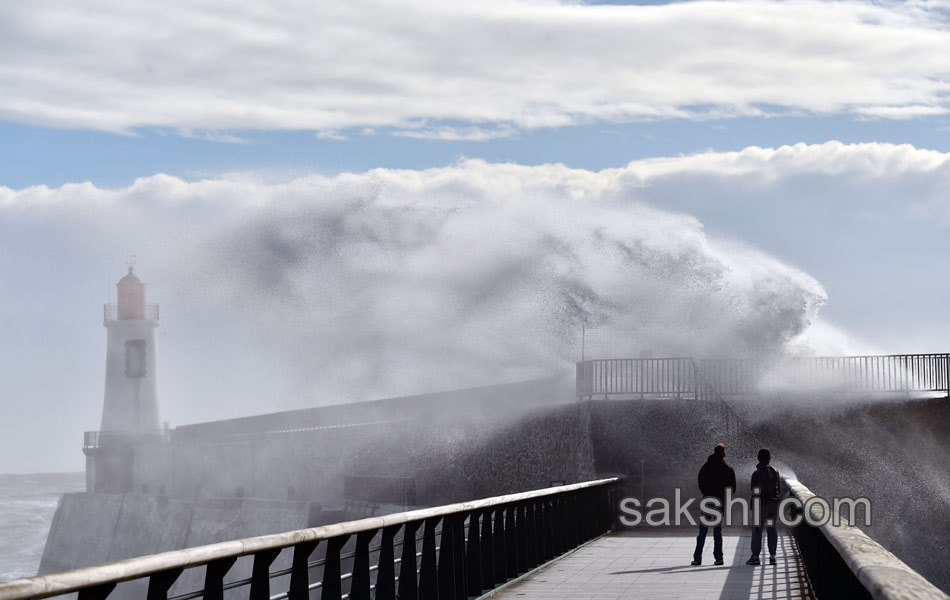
xmin=755 ymin=354 xmax=950 ymax=396
xmin=0 ymin=478 xmax=622 ymax=600
xmin=575 ymin=358 xmax=745 ymax=434
xmin=577 ymin=354 xmax=950 ymax=399
xmin=576 ymin=358 xmax=710 ymax=400
xmin=784 ymin=478 xmax=948 ymax=600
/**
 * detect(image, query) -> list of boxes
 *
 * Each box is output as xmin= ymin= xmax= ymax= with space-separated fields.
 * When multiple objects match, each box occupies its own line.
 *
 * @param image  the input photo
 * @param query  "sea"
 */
xmin=0 ymin=472 xmax=85 ymax=581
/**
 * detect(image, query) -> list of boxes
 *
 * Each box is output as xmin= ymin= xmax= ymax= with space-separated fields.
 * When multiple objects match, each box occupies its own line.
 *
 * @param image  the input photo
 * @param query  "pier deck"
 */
xmin=489 ymin=528 xmax=811 ymax=600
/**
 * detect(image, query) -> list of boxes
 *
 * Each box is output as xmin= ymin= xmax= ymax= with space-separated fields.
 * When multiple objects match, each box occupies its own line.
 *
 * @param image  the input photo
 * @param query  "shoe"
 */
xmin=746 ymin=556 xmax=760 ymax=565
xmin=690 ymin=559 xmax=701 ymax=566
xmin=714 ymin=559 xmax=724 ymax=566
xmin=769 ymin=556 xmax=776 ymax=565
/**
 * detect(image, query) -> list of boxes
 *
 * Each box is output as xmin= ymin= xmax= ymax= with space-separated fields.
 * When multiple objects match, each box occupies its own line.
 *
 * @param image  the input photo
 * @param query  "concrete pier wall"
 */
xmin=39 ymin=494 xmax=322 ymax=576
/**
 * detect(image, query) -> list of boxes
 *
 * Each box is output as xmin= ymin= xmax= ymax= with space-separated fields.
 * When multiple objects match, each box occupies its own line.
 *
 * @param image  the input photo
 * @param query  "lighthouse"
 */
xmin=101 ymin=266 xmax=162 ymax=434
xmin=85 ymin=266 xmax=165 ymax=493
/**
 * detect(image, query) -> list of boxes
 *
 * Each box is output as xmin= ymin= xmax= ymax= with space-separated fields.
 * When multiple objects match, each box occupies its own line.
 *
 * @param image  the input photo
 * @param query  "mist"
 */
xmin=179 ymin=166 xmax=836 ymax=400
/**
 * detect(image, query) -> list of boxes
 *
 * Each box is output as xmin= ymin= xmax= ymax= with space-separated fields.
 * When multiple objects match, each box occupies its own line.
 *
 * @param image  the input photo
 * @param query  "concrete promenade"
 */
xmin=490 ymin=528 xmax=811 ymax=600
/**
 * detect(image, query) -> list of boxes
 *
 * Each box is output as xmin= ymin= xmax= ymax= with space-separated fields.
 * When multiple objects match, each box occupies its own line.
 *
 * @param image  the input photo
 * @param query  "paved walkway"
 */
xmin=490 ymin=529 xmax=812 ymax=600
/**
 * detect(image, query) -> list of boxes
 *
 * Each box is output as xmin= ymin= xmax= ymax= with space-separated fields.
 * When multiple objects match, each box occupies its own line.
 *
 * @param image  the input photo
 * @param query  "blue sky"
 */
xmin=4 ymin=115 xmax=950 ymax=189
xmin=3 ymin=0 xmax=950 ymax=472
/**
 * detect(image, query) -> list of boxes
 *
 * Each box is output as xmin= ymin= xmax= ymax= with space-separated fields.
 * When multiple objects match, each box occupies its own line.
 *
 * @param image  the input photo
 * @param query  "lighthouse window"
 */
xmin=125 ymin=340 xmax=147 ymax=378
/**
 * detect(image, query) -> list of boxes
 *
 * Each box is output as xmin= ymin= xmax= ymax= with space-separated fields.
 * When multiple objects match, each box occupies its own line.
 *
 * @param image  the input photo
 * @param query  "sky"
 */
xmin=2 ymin=0 xmax=950 ymax=473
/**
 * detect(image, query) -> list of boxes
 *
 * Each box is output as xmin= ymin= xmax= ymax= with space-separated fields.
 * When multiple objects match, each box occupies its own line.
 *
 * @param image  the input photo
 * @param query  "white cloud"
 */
xmin=615 ymin=141 xmax=950 ymax=180
xmin=316 ymin=130 xmax=348 ymax=141
xmin=2 ymin=1 xmax=950 ymax=135
xmin=392 ymin=124 xmax=518 ymax=141
xmin=178 ymin=129 xmax=250 ymax=144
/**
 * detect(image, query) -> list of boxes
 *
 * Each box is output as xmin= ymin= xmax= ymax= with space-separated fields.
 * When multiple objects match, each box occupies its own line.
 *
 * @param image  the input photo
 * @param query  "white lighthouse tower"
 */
xmin=84 ymin=265 xmax=167 ymax=493
xmin=101 ymin=266 xmax=162 ymax=435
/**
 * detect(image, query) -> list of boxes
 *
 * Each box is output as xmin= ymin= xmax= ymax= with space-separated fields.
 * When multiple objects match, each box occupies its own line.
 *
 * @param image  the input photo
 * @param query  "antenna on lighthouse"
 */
xmin=127 ymin=254 xmax=137 ymax=269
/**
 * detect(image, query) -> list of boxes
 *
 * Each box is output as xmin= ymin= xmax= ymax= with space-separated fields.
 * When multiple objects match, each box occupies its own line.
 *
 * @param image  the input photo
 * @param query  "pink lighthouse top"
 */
xmin=116 ymin=266 xmax=147 ymax=320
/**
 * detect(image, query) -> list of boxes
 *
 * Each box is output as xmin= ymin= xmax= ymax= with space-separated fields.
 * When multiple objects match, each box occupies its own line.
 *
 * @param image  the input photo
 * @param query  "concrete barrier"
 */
xmin=785 ymin=477 xmax=949 ymax=600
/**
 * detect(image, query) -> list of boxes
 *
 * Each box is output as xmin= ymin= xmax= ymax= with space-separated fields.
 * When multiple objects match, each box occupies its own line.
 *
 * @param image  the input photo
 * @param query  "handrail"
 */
xmin=689 ymin=358 xmax=748 ymax=437
xmin=784 ymin=477 xmax=949 ymax=600
xmin=576 ymin=357 xmax=700 ymax=399
xmin=0 ymin=477 xmax=622 ymax=600
xmin=577 ymin=354 xmax=950 ymax=398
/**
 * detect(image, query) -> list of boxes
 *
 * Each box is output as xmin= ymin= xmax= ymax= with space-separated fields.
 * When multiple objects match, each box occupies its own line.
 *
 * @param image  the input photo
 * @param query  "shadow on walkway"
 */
xmin=719 ymin=535 xmax=756 ymax=599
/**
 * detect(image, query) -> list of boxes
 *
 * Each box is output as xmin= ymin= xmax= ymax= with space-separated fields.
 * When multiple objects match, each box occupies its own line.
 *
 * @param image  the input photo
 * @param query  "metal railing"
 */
xmin=784 ymin=477 xmax=949 ymax=600
xmin=83 ymin=429 xmax=172 ymax=449
xmin=697 ymin=358 xmax=762 ymax=396
xmin=0 ymin=478 xmax=622 ymax=600
xmin=577 ymin=354 xmax=950 ymax=399
xmin=759 ymin=354 xmax=950 ymax=396
xmin=575 ymin=358 xmax=710 ymax=400
xmin=103 ymin=303 xmax=159 ymax=322
xmin=575 ymin=358 xmax=745 ymax=435
xmin=83 ymin=431 xmax=100 ymax=449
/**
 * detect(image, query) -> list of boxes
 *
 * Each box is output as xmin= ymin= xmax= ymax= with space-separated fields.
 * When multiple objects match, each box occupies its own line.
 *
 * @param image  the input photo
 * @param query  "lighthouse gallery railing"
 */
xmin=103 ymin=303 xmax=159 ymax=322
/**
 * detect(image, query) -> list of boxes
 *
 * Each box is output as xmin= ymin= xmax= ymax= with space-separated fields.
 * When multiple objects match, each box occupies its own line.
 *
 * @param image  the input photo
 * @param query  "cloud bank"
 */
xmin=2 ymin=0 xmax=950 ymax=136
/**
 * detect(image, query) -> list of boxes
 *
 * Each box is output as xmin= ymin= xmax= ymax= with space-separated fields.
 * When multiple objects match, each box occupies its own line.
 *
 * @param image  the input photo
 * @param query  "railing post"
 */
xmin=203 ymin=556 xmax=236 ymax=600
xmin=540 ymin=498 xmax=553 ymax=562
xmin=288 ymin=541 xmax=318 ymax=600
xmin=596 ymin=487 xmax=609 ymax=534
xmin=493 ymin=507 xmax=507 ymax=585
xmin=147 ymin=568 xmax=183 ymax=600
xmin=556 ymin=495 xmax=568 ymax=555
xmin=375 ymin=525 xmax=400 ymax=600
xmin=466 ymin=511 xmax=483 ymax=597
xmin=438 ymin=514 xmax=459 ymax=599
xmin=349 ymin=530 xmax=376 ymax=600
xmin=568 ymin=492 xmax=580 ymax=548
xmin=516 ymin=502 xmax=528 ymax=574
xmin=249 ymin=548 xmax=280 ymax=600
xmin=561 ymin=494 xmax=574 ymax=550
xmin=578 ymin=489 xmax=592 ymax=542
xmin=398 ymin=521 xmax=421 ymax=600
xmin=548 ymin=496 xmax=560 ymax=556
xmin=321 ymin=536 xmax=350 ymax=600
xmin=479 ymin=508 xmax=495 ymax=591
xmin=525 ymin=500 xmax=538 ymax=569
xmin=77 ymin=583 xmax=116 ymax=600
xmin=452 ymin=514 xmax=468 ymax=599
xmin=576 ymin=362 xmax=583 ymax=399
xmin=419 ymin=517 xmax=441 ymax=599
xmin=504 ymin=505 xmax=519 ymax=576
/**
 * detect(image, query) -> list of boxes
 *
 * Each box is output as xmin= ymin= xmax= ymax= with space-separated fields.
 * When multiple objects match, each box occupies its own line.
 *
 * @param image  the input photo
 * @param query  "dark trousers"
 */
xmin=693 ymin=522 xmax=723 ymax=562
xmin=751 ymin=501 xmax=779 ymax=557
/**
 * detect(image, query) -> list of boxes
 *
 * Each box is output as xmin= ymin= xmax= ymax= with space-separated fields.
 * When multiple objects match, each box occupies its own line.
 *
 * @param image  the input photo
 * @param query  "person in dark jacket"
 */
xmin=691 ymin=443 xmax=736 ymax=565
xmin=746 ymin=448 xmax=782 ymax=565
